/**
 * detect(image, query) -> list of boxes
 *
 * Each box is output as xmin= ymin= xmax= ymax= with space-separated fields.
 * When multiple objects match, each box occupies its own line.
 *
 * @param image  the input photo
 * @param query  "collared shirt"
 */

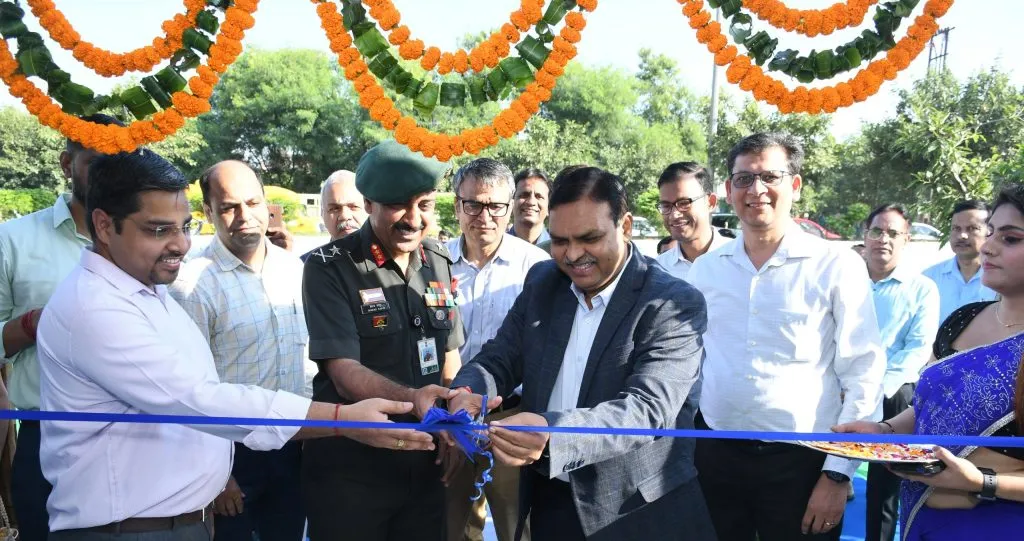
xmin=922 ymin=256 xmax=998 ymax=323
xmin=688 ymin=225 xmax=885 ymax=478
xmin=170 ymin=235 xmax=309 ymax=396
xmin=509 ymin=225 xmax=550 ymax=246
xmin=0 ymin=193 xmax=89 ymax=410
xmin=547 ymin=249 xmax=631 ymax=481
xmin=654 ymin=229 xmax=732 ymax=282
xmin=447 ymin=234 xmax=550 ymax=361
xmin=871 ymin=266 xmax=940 ymax=397
xmin=37 ymin=249 xmax=311 ymax=531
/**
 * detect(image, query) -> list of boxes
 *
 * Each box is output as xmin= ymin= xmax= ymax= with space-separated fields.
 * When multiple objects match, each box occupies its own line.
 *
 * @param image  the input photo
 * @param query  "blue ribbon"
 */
xmin=2 ymin=408 xmax=1023 ymax=448
xmin=419 ymin=395 xmax=494 ymax=500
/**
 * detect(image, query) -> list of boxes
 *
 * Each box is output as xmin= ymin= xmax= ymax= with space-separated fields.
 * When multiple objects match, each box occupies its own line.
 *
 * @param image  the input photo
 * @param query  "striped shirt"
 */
xmin=170 ymin=235 xmax=308 ymax=396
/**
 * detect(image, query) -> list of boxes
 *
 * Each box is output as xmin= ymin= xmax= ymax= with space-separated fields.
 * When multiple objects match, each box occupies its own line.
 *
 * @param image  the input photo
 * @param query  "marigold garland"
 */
xmin=0 ymin=0 xmax=260 ymax=154
xmin=742 ymin=0 xmax=879 ymax=37
xmin=360 ymin=0 xmax=545 ymax=73
xmin=25 ymin=0 xmax=206 ymax=77
xmin=315 ymin=0 xmax=592 ymax=161
xmin=679 ymin=0 xmax=953 ymax=114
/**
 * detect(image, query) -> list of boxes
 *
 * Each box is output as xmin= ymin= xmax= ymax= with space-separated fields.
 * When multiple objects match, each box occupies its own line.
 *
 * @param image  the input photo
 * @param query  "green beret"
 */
xmin=355 ymin=140 xmax=449 ymax=204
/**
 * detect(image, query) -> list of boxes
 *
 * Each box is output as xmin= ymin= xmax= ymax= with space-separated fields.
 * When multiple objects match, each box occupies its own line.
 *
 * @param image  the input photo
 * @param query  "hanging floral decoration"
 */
xmin=741 ymin=0 xmax=879 ymax=36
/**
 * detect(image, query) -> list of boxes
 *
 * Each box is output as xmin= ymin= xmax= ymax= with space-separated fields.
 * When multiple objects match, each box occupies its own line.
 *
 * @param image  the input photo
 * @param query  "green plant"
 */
xmin=0 ymin=188 xmax=58 ymax=220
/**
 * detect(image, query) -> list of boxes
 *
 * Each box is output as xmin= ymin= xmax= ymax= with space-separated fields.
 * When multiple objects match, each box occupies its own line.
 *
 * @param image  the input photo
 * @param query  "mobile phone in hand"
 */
xmin=267 ymin=203 xmax=284 ymax=230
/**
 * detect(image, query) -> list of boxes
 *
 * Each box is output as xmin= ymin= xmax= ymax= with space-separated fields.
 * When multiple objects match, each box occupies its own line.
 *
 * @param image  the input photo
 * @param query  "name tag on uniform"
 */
xmin=359 ymin=288 xmax=390 ymax=314
xmin=417 ymin=337 xmax=439 ymax=375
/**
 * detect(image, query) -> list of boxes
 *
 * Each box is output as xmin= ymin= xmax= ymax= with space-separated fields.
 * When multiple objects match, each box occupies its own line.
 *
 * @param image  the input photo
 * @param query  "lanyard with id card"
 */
xmin=411 ymin=314 xmax=439 ymax=376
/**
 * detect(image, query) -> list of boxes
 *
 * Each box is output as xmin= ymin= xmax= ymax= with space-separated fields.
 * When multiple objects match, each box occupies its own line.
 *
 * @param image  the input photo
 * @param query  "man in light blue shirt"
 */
xmin=923 ymin=200 xmax=997 ymax=323
xmin=863 ymin=204 xmax=939 ymax=541
xmin=446 ymin=158 xmax=548 ymax=541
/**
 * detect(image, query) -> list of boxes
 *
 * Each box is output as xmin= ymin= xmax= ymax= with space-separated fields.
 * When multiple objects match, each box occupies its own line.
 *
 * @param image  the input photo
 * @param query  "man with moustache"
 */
xmin=654 ymin=162 xmax=732 ymax=281
xmin=923 ymin=200 xmax=997 ymax=322
xmin=444 ymin=159 xmax=548 ymax=541
xmin=861 ymin=204 xmax=939 ymax=541
xmin=509 ymin=168 xmax=551 ymax=247
xmin=320 ymin=169 xmax=367 ymax=241
xmin=169 ymin=161 xmax=309 ymax=541
xmin=35 ymin=149 xmax=435 ymax=541
xmin=0 ymin=113 xmax=123 ymax=540
xmin=447 ymin=167 xmax=716 ymax=541
xmin=300 ymin=141 xmax=466 ymax=541
xmin=688 ymin=133 xmax=885 ymax=541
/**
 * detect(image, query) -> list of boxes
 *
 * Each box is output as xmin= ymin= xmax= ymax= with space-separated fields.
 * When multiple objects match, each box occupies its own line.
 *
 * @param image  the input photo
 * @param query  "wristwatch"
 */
xmin=975 ymin=467 xmax=998 ymax=501
xmin=823 ymin=470 xmax=850 ymax=484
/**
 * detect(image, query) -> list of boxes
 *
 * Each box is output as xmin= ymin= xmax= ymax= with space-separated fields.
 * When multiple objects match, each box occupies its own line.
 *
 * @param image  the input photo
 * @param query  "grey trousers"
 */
xmin=49 ymin=522 xmax=210 ymax=541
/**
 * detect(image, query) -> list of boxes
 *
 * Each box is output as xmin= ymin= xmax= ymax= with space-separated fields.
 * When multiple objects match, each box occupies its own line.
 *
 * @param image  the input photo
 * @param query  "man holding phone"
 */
xmin=266 ymin=202 xmax=293 ymax=251
xmin=169 ymin=160 xmax=311 ymax=541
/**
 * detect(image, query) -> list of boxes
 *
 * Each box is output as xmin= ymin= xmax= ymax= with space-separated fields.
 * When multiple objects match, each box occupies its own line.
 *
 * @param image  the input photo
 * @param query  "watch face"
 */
xmin=825 ymin=471 xmax=850 ymax=483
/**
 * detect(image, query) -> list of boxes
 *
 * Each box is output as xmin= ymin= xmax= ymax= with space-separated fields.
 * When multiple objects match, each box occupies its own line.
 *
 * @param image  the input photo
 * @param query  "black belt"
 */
xmin=83 ymin=510 xmax=205 ymax=534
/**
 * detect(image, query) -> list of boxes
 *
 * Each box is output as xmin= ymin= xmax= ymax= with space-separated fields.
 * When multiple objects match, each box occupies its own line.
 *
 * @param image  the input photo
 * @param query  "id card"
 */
xmin=417 ymin=337 xmax=439 ymax=375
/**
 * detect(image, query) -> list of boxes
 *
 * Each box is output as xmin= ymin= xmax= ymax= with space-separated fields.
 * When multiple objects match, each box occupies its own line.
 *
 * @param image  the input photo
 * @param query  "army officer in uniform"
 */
xmin=300 ymin=141 xmax=465 ymax=541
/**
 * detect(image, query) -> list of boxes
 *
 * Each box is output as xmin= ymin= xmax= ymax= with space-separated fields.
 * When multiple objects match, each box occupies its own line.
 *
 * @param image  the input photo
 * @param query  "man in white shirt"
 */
xmin=169 ymin=161 xmax=309 ymax=541
xmin=444 ymin=159 xmax=549 ymax=541
xmin=37 ymin=149 xmax=434 ymax=540
xmin=0 ymin=113 xmax=123 ymax=541
xmin=509 ymin=168 xmax=551 ymax=247
xmin=688 ymin=133 xmax=885 ymax=541
xmin=448 ymin=167 xmax=715 ymax=541
xmin=653 ymin=161 xmax=731 ymax=281
xmin=860 ymin=204 xmax=939 ymax=541
xmin=922 ymin=199 xmax=997 ymax=322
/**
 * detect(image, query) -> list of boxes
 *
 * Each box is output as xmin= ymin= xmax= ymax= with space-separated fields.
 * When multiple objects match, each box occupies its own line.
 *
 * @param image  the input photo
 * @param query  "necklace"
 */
xmin=994 ymin=301 xmax=1024 ymax=328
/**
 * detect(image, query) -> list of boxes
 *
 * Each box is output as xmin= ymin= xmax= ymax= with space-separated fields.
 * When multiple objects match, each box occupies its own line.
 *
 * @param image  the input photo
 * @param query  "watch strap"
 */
xmin=823 ymin=470 xmax=850 ymax=483
xmin=977 ymin=467 xmax=998 ymax=501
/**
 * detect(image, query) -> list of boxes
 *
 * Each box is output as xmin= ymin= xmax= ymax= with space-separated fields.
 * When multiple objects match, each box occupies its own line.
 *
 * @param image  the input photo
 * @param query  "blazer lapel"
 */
xmin=577 ymin=248 xmax=645 ymax=407
xmin=533 ymin=281 xmax=577 ymax=412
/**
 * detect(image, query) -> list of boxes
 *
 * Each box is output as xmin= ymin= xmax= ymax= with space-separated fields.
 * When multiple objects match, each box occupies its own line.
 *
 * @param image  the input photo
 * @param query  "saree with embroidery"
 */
xmin=900 ymin=332 xmax=1024 ymax=540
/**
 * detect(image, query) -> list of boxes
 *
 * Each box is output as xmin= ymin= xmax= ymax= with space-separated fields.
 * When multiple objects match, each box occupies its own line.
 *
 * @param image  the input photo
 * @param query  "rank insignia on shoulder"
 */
xmin=370 ymin=244 xmax=387 ymax=267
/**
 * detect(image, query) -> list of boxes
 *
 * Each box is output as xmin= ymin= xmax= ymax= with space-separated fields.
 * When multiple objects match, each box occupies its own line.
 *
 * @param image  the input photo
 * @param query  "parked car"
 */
xmin=711 ymin=213 xmax=741 ymax=237
xmin=910 ymin=222 xmax=942 ymax=241
xmin=631 ymin=216 xmax=659 ymax=238
xmin=794 ymin=217 xmax=842 ymax=240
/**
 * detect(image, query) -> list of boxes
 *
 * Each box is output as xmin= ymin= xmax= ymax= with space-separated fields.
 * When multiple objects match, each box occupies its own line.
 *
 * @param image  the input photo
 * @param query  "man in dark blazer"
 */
xmin=448 ymin=167 xmax=716 ymax=541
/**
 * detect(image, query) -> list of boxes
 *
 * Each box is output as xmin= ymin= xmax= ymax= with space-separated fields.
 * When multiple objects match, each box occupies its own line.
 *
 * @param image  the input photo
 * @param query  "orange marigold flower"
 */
xmin=576 ymin=0 xmax=598 ymax=12
xmin=399 ymin=40 xmax=424 ymax=60
xmin=438 ymin=53 xmax=455 ymax=75
xmin=510 ymin=11 xmax=530 ymax=31
xmin=389 ymin=25 xmax=411 ymax=45
xmin=565 ymin=12 xmax=587 ymax=30
xmin=421 ymin=47 xmax=441 ymax=70
xmin=560 ymin=27 xmax=582 ymax=43
xmin=689 ymin=11 xmax=712 ymax=29
xmin=715 ymin=45 xmax=738 ymax=66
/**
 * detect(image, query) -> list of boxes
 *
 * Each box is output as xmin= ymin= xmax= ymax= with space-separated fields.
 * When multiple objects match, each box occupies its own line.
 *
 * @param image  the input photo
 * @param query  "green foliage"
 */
xmin=633 ymin=187 xmax=667 ymax=236
xmin=0 ymin=107 xmax=65 ymax=191
xmin=823 ymin=202 xmax=871 ymax=239
xmin=435 ymin=193 xmax=458 ymax=236
xmin=0 ymin=188 xmax=58 ymax=220
xmin=148 ymin=118 xmax=208 ymax=180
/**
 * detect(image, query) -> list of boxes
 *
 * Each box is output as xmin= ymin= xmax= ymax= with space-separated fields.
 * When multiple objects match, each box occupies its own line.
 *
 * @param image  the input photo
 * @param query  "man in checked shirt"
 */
xmin=169 ymin=160 xmax=308 ymax=541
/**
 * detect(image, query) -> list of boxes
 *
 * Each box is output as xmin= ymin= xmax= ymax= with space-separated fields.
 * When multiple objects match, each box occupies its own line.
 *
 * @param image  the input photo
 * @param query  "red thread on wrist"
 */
xmin=333 ymin=403 xmax=342 ymax=436
xmin=20 ymin=310 xmax=37 ymax=341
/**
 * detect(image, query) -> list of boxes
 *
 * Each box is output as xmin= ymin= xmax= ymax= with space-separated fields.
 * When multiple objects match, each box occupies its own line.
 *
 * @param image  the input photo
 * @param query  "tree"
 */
xmin=196 ymin=48 xmax=372 ymax=193
xmin=0 ymin=107 xmax=64 ymax=191
xmin=148 ymin=119 xmax=208 ymax=180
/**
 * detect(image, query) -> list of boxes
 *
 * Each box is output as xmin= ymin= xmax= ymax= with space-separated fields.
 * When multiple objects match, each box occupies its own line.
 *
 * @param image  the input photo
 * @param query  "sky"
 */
xmin=1 ymin=0 xmax=1019 ymax=140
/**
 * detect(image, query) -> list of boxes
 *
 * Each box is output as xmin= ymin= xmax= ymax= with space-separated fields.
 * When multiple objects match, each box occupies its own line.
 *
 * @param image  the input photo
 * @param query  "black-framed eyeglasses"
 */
xmin=125 ymin=216 xmax=202 ymax=239
xmin=865 ymin=228 xmax=907 ymax=241
xmin=458 ymin=198 xmax=511 ymax=217
xmin=657 ymin=194 xmax=708 ymax=215
xmin=729 ymin=170 xmax=792 ymax=189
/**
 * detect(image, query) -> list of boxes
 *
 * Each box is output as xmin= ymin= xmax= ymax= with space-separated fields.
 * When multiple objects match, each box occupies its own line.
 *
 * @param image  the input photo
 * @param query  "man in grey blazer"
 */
xmin=447 ymin=167 xmax=716 ymax=541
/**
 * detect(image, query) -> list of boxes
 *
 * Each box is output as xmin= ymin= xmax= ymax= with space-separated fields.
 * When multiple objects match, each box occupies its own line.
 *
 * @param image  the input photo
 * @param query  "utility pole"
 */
xmin=708 ymin=8 xmax=721 ymax=200
xmin=927 ymin=27 xmax=953 ymax=75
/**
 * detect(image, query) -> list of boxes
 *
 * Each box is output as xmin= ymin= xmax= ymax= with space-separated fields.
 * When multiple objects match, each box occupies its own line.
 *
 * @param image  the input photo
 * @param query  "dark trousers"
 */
xmin=695 ymin=416 xmax=841 ymax=541
xmin=529 ymin=473 xmax=585 ymax=541
xmin=12 ymin=420 xmax=53 ymax=541
xmin=49 ymin=522 xmax=210 ymax=541
xmin=867 ymin=382 xmax=915 ymax=541
xmin=302 ymin=443 xmax=445 ymax=541
xmin=214 ymin=441 xmax=305 ymax=541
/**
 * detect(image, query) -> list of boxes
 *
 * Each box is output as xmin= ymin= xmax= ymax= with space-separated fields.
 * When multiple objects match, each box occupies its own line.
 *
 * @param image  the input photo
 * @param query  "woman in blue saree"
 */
xmin=837 ymin=185 xmax=1024 ymax=540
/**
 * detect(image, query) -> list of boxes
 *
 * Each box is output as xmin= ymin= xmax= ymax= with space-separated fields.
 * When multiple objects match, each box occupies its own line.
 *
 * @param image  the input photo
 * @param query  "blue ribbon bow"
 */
xmin=421 ymin=395 xmax=495 ymax=501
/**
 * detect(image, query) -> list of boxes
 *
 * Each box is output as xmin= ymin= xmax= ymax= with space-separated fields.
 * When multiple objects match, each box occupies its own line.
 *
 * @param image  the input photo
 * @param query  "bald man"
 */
xmin=169 ymin=160 xmax=310 ymax=541
xmin=320 ymin=170 xmax=368 ymax=241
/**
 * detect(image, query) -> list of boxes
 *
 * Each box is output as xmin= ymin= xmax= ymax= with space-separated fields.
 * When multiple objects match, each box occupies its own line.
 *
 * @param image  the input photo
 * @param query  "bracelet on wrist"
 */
xmin=20 ymin=309 xmax=38 ymax=341
xmin=879 ymin=420 xmax=895 ymax=434
xmin=333 ymin=403 xmax=342 ymax=436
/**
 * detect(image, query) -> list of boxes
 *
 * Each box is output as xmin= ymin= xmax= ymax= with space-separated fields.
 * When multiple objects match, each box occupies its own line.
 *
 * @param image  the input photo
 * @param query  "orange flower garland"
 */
xmin=0 ymin=0 xmax=260 ymax=154
xmin=25 ymin=0 xmax=206 ymax=77
xmin=742 ymin=0 xmax=879 ymax=37
xmin=315 ymin=0 xmax=592 ymax=161
xmin=360 ymin=0 xmax=545 ymax=72
xmin=679 ymin=0 xmax=953 ymax=114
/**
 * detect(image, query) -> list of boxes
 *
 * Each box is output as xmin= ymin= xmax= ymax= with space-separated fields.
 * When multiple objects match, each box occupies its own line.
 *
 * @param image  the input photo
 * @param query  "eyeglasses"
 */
xmin=125 ymin=216 xmax=202 ymax=239
xmin=657 ymin=194 xmax=708 ymax=215
xmin=459 ymin=198 xmax=511 ymax=217
xmin=729 ymin=170 xmax=792 ymax=189
xmin=865 ymin=228 xmax=907 ymax=241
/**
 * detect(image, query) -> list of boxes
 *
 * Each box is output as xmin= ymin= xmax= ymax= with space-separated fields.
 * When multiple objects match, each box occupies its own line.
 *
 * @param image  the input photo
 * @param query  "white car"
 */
xmin=631 ymin=217 xmax=659 ymax=238
xmin=910 ymin=222 xmax=942 ymax=242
